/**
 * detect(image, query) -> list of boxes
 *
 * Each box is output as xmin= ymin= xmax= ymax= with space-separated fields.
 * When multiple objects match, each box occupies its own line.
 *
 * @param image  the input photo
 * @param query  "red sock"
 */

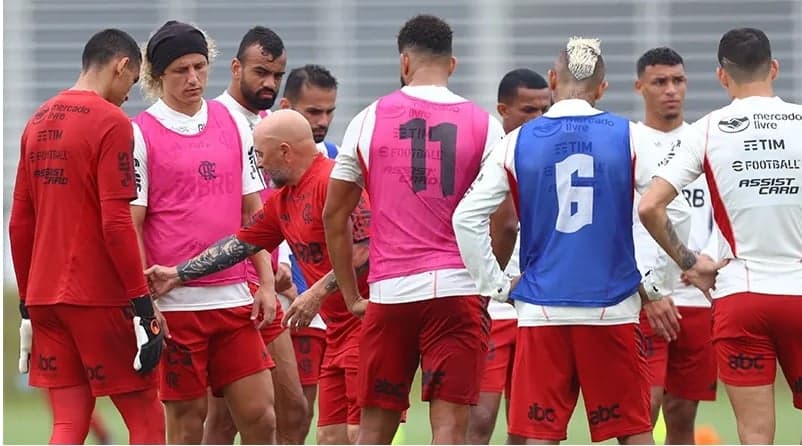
xmin=47 ymin=385 xmax=95 ymax=444
xmin=110 ymin=387 xmax=165 ymax=444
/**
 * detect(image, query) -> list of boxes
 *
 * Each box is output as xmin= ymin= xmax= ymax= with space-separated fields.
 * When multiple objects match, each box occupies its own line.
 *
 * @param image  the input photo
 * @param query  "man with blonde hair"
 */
xmin=131 ymin=20 xmax=276 ymax=444
xmin=454 ymin=37 xmax=684 ymax=444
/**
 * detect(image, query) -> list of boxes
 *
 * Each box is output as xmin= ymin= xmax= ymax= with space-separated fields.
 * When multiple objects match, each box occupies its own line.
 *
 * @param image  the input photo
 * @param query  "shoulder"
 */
xmin=314 ymin=157 xmax=337 ymax=180
xmin=83 ymin=97 xmax=131 ymax=134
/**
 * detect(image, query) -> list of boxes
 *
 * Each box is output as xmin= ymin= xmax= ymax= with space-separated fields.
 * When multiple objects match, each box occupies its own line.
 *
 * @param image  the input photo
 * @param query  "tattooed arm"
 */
xmin=176 ymin=235 xmax=263 ymax=282
xmin=638 ymin=177 xmax=696 ymax=270
xmin=282 ymin=239 xmax=369 ymax=328
xmin=316 ymin=240 xmax=370 ymax=296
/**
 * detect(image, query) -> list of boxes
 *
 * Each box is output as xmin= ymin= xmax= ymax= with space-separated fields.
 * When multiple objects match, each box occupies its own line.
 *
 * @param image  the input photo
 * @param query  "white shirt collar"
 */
xmin=400 ymin=85 xmax=467 ymax=104
xmin=543 ymin=99 xmax=604 ymax=118
xmin=730 ymin=95 xmax=781 ymax=105
xmin=635 ymin=121 xmax=689 ymax=137
xmin=216 ymin=90 xmax=261 ymax=127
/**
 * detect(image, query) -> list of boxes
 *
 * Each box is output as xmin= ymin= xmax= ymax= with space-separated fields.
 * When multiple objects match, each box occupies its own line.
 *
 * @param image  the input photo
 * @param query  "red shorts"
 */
xmin=508 ymin=324 xmax=651 ymax=443
xmin=639 ymin=306 xmax=717 ymax=401
xmin=28 ymin=304 xmax=157 ymax=397
xmin=358 ymin=295 xmax=490 ymax=412
xmin=159 ymin=305 xmax=273 ymax=401
xmin=318 ymin=344 xmax=360 ymax=426
xmin=292 ymin=327 xmax=327 ymax=386
xmin=712 ymin=292 xmax=802 ymax=409
xmin=481 ymin=319 xmax=517 ymax=397
xmin=247 ymin=282 xmax=286 ymax=346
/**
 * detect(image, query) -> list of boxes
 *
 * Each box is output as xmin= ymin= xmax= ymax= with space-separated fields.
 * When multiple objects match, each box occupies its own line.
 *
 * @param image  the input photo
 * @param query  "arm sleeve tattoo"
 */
xmin=322 ymin=260 xmax=369 ymax=294
xmin=666 ymin=218 xmax=697 ymax=270
xmin=177 ymin=235 xmax=262 ymax=282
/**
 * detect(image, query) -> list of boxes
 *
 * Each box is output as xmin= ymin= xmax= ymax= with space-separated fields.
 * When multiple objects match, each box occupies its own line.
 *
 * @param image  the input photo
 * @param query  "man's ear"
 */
xmin=716 ymin=66 xmax=729 ymax=90
xmin=231 ymin=58 xmax=242 ymax=80
xmin=497 ymin=102 xmax=508 ymax=118
xmin=115 ymin=56 xmax=131 ymax=76
xmin=594 ymin=80 xmax=608 ymax=102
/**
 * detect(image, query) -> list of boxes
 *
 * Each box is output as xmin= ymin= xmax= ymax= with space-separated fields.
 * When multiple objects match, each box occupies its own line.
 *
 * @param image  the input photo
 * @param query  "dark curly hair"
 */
xmin=397 ymin=14 xmax=452 ymax=56
xmin=236 ymin=26 xmax=284 ymax=61
xmin=636 ymin=47 xmax=684 ymax=77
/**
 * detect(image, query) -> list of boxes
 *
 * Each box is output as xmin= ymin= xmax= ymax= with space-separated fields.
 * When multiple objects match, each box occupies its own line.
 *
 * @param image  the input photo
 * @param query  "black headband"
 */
xmin=146 ymin=20 xmax=208 ymax=76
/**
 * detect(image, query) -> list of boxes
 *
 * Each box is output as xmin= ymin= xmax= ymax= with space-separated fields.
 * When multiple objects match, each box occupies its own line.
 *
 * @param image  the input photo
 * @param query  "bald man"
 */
xmin=147 ymin=109 xmax=371 ymax=445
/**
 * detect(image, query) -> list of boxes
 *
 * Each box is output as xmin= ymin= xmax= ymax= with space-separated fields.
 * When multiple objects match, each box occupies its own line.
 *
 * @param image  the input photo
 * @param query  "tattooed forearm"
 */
xmin=665 ymin=218 xmax=697 ymax=270
xmin=321 ymin=260 xmax=370 ymax=295
xmin=323 ymin=271 xmax=338 ymax=293
xmin=177 ymin=235 xmax=262 ymax=282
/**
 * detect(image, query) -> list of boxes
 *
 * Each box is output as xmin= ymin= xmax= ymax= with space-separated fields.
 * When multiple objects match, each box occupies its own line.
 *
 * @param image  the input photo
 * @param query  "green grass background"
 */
xmin=3 ymin=290 xmax=799 ymax=444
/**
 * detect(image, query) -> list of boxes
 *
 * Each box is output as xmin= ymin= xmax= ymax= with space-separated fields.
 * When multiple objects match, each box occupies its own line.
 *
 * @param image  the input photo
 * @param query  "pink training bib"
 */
xmin=365 ymin=90 xmax=488 ymax=282
xmin=134 ymin=100 xmax=247 ymax=286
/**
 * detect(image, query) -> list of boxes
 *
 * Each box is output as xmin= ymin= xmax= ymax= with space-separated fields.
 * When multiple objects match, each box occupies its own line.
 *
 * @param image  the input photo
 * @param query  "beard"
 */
xmin=312 ymin=128 xmax=327 ymax=144
xmin=265 ymin=168 xmax=288 ymax=188
xmin=241 ymin=80 xmax=277 ymax=111
xmin=662 ymin=111 xmax=680 ymax=121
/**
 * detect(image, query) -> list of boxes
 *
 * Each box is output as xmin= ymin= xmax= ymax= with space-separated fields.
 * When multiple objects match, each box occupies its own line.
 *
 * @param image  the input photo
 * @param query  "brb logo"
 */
xmin=528 ymin=403 xmax=556 ymax=422
xmin=588 ymin=404 xmax=621 ymax=426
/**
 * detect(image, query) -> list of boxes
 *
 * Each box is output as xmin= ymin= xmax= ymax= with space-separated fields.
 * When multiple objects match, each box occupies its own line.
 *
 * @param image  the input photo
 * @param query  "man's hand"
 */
xmin=252 ymin=286 xmax=277 ymax=329
xmin=18 ymin=302 xmax=31 ymax=374
xmin=347 ymin=297 xmax=368 ymax=319
xmin=145 ymin=265 xmax=182 ymax=297
xmin=283 ymin=289 xmax=324 ymax=329
xmin=281 ymin=284 xmax=299 ymax=301
xmin=154 ymin=305 xmax=171 ymax=340
xmin=681 ymin=254 xmax=728 ymax=302
xmin=275 ymin=263 xmax=293 ymax=293
xmin=643 ymin=297 xmax=682 ymax=342
xmin=131 ymin=296 xmax=165 ymax=373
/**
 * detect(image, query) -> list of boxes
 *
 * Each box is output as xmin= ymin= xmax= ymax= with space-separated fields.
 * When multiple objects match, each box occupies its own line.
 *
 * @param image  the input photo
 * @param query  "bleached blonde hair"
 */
xmin=566 ymin=36 xmax=602 ymax=81
xmin=139 ymin=24 xmax=219 ymax=102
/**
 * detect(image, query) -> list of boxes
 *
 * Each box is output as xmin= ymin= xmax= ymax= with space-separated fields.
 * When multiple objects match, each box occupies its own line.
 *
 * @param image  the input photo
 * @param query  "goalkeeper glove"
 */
xmin=19 ymin=302 xmax=31 ymax=374
xmin=131 ymin=296 xmax=164 ymax=373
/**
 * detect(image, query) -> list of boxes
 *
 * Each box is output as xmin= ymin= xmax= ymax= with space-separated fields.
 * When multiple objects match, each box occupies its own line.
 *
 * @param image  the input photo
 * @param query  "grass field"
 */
xmin=3 ymin=291 xmax=799 ymax=444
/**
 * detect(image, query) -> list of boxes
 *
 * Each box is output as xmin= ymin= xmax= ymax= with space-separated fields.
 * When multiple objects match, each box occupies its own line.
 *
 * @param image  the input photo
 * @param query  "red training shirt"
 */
xmin=9 ymin=90 xmax=149 ymax=306
xmin=237 ymin=155 xmax=370 ymax=354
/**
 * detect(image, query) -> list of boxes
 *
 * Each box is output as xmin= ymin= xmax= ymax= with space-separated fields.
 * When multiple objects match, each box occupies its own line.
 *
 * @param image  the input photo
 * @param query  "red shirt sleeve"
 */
xmin=9 ymin=128 xmax=35 ymax=301
xmin=98 ymin=114 xmax=148 ymax=298
xmin=97 ymin=113 xmax=137 ymax=201
xmin=236 ymin=195 xmax=285 ymax=253
xmin=350 ymin=191 xmax=371 ymax=243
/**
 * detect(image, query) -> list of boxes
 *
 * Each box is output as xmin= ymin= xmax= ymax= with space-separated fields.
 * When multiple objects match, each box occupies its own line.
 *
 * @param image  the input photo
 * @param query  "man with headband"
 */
xmin=131 ymin=20 xmax=276 ymax=444
xmin=454 ymin=37 xmax=682 ymax=443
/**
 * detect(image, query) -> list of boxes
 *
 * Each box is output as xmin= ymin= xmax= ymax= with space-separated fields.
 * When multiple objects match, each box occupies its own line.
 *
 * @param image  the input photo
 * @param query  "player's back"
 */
xmin=366 ymin=88 xmax=490 ymax=282
xmin=19 ymin=91 xmax=134 ymax=306
xmin=696 ymin=96 xmax=802 ymax=295
xmin=512 ymin=112 xmax=641 ymax=307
